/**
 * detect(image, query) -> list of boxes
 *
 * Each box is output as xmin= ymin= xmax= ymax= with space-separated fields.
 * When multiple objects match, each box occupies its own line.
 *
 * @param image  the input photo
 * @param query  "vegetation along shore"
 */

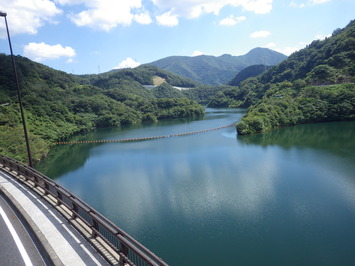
xmin=1 ymin=20 xmax=354 ymax=163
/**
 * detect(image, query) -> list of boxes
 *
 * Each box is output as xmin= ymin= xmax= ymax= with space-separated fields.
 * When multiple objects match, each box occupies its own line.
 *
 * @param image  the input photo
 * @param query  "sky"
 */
xmin=0 ymin=0 xmax=354 ymax=75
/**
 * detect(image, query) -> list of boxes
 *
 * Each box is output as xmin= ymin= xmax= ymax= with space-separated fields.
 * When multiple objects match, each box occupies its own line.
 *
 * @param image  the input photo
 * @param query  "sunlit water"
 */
xmin=36 ymin=108 xmax=355 ymax=265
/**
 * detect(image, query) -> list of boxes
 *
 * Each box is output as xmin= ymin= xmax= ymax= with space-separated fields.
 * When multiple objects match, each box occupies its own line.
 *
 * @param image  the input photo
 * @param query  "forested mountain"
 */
xmin=0 ymin=55 xmax=204 ymax=162
xmin=208 ymin=20 xmax=355 ymax=134
xmin=90 ymin=64 xmax=200 ymax=90
xmin=148 ymin=48 xmax=287 ymax=85
xmin=228 ymin=64 xmax=271 ymax=86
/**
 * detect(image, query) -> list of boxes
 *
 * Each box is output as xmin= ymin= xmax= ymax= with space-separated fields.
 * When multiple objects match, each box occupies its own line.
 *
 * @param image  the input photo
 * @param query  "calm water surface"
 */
xmin=36 ymin=108 xmax=355 ymax=266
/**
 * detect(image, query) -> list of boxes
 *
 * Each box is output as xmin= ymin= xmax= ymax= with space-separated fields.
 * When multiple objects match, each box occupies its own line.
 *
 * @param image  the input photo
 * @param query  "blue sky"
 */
xmin=0 ymin=0 xmax=354 ymax=75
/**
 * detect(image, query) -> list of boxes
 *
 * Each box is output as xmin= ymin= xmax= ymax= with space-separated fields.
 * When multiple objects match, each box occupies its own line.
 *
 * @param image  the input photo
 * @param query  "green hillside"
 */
xmin=229 ymin=20 xmax=355 ymax=134
xmin=0 ymin=56 xmax=204 ymax=163
xmin=90 ymin=64 xmax=200 ymax=90
xmin=150 ymin=83 xmax=186 ymax=98
xmin=148 ymin=48 xmax=287 ymax=85
xmin=228 ymin=64 xmax=271 ymax=86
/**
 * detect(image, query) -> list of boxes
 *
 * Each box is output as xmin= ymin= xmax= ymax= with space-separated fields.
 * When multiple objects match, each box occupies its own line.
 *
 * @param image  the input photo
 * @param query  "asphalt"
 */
xmin=0 ymin=194 xmax=45 ymax=266
xmin=0 ymin=169 xmax=109 ymax=266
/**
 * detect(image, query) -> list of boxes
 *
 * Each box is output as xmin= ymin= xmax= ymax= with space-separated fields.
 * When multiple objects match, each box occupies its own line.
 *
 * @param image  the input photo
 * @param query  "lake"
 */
xmin=36 ymin=108 xmax=355 ymax=266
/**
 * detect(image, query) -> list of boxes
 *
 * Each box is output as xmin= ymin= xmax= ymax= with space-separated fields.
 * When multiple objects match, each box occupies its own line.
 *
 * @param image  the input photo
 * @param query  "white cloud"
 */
xmin=23 ymin=42 xmax=76 ymax=62
xmin=290 ymin=0 xmax=330 ymax=8
xmin=151 ymin=0 xmax=273 ymax=18
xmin=156 ymin=11 xmax=179 ymax=27
xmin=219 ymin=15 xmax=246 ymax=26
xmin=63 ymin=0 xmax=143 ymax=31
xmin=192 ymin=50 xmax=204 ymax=56
xmin=134 ymin=12 xmax=153 ymax=24
xmin=309 ymin=0 xmax=330 ymax=4
xmin=250 ymin=30 xmax=271 ymax=38
xmin=241 ymin=0 xmax=273 ymax=14
xmin=114 ymin=57 xmax=141 ymax=69
xmin=277 ymin=46 xmax=299 ymax=55
xmin=290 ymin=2 xmax=306 ymax=8
xmin=0 ymin=0 xmax=274 ymax=35
xmin=0 ymin=0 xmax=61 ymax=37
xmin=0 ymin=0 xmax=273 ymax=34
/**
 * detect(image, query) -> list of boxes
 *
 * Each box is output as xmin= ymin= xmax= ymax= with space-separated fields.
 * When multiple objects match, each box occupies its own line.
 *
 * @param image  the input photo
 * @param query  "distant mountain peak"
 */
xmin=245 ymin=47 xmax=285 ymax=57
xmin=219 ymin=54 xmax=233 ymax=58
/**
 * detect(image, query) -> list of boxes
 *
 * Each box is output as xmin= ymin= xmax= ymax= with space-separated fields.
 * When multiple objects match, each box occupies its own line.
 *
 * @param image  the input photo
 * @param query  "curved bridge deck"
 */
xmin=0 ymin=155 xmax=168 ymax=266
xmin=0 ymin=169 xmax=109 ymax=265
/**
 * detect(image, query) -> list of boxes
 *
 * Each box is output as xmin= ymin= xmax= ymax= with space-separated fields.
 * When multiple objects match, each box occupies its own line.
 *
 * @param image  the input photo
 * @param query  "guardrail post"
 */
xmin=119 ymin=241 xmax=129 ymax=265
xmin=33 ymin=174 xmax=39 ymax=187
xmin=56 ymin=191 xmax=62 ymax=206
xmin=91 ymin=219 xmax=98 ymax=238
xmin=72 ymin=202 xmax=78 ymax=220
xmin=44 ymin=182 xmax=50 ymax=195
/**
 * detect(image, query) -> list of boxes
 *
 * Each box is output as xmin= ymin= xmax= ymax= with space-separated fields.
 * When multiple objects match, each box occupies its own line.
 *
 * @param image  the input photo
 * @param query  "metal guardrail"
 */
xmin=0 ymin=154 xmax=168 ymax=266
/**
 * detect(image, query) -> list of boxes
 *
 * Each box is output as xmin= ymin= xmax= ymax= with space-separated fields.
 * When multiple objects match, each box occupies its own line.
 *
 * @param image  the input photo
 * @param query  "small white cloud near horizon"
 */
xmin=192 ymin=50 xmax=204 ymax=56
xmin=219 ymin=15 xmax=246 ymax=26
xmin=314 ymin=33 xmax=332 ymax=40
xmin=265 ymin=42 xmax=299 ymax=56
xmin=23 ymin=42 xmax=76 ymax=62
xmin=114 ymin=57 xmax=141 ymax=69
xmin=250 ymin=30 xmax=271 ymax=38
xmin=156 ymin=11 xmax=179 ymax=27
xmin=266 ymin=42 xmax=276 ymax=48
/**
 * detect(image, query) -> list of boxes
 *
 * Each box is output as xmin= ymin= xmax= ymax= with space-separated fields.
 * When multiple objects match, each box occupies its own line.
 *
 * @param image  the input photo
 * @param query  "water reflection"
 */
xmin=238 ymin=121 xmax=355 ymax=159
xmin=36 ymin=108 xmax=244 ymax=178
xmin=35 ymin=110 xmax=355 ymax=265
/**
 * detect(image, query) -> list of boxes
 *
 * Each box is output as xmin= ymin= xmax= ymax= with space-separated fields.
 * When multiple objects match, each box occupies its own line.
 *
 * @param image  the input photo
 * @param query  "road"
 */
xmin=0 ymin=169 xmax=109 ymax=266
xmin=0 ymin=193 xmax=45 ymax=266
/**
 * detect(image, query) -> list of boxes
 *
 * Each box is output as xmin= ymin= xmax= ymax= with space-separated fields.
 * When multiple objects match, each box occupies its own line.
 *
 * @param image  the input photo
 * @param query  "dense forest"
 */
xmin=207 ymin=20 xmax=355 ymax=134
xmin=0 ymin=58 xmax=204 ymax=162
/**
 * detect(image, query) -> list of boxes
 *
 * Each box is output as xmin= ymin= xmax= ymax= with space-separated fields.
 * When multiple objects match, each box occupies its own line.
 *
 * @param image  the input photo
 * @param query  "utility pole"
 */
xmin=1 ymin=11 xmax=33 ymax=167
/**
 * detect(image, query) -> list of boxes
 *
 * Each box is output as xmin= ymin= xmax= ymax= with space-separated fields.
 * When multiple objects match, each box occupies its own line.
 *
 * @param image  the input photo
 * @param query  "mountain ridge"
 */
xmin=147 ymin=48 xmax=287 ymax=85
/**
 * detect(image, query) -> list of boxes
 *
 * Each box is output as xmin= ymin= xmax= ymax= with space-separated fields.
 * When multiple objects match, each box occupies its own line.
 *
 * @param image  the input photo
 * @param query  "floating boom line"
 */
xmin=55 ymin=123 xmax=237 ymax=145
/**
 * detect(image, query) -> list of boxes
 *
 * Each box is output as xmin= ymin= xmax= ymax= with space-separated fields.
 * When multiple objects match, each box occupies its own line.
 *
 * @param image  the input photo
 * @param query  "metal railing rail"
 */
xmin=0 ymin=154 xmax=168 ymax=266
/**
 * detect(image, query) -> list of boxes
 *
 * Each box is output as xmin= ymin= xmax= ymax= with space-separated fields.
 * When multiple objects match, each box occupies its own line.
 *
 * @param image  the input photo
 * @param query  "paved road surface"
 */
xmin=0 ymin=194 xmax=45 ymax=266
xmin=0 ymin=169 xmax=109 ymax=266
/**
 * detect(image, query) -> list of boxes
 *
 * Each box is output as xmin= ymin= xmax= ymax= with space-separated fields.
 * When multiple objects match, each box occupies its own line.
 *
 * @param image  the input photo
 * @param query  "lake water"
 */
xmin=36 ymin=108 xmax=355 ymax=266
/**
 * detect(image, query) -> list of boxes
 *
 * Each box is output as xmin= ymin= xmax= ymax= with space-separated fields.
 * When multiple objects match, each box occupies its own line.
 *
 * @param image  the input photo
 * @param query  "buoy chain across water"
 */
xmin=55 ymin=123 xmax=237 ymax=145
